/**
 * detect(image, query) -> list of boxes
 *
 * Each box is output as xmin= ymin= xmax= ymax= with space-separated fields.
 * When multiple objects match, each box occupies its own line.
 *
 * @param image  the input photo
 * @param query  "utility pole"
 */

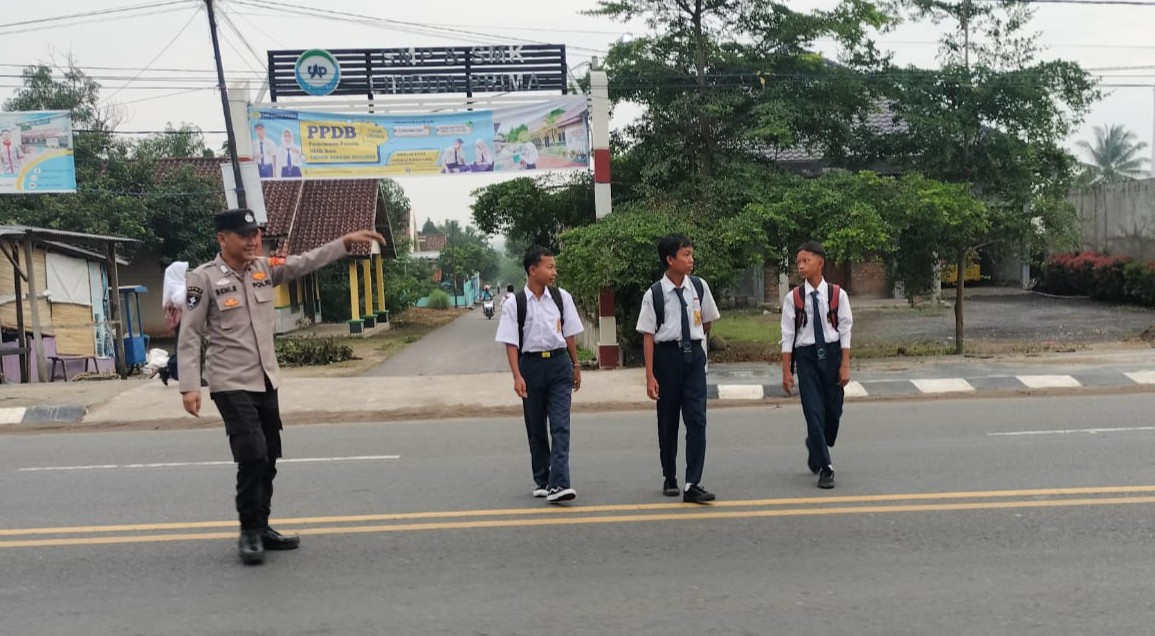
xmin=204 ymin=0 xmax=246 ymax=208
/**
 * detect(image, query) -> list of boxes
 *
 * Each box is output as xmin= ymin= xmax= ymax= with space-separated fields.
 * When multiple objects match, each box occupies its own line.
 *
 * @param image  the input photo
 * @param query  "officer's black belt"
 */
xmin=522 ymin=348 xmax=567 ymax=358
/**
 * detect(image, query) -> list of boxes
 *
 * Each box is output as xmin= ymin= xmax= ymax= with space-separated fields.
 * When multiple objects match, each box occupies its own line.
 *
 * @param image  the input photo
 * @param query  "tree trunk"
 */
xmin=954 ymin=248 xmax=966 ymax=355
xmin=692 ymin=0 xmax=714 ymax=179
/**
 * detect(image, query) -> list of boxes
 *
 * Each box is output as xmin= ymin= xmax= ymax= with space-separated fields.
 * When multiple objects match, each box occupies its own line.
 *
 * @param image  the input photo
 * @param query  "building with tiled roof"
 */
xmin=132 ymin=158 xmax=399 ymax=336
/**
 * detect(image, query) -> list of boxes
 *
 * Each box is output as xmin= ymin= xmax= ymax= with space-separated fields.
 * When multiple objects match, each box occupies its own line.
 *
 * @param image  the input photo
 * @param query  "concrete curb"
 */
xmin=708 ymin=372 xmax=1155 ymax=401
xmin=0 ymin=405 xmax=87 ymax=425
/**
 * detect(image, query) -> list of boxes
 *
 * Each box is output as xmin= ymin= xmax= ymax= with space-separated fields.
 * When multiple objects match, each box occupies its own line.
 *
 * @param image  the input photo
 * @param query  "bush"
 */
xmin=275 ymin=336 xmax=354 ymax=367
xmin=1041 ymin=251 xmax=1155 ymax=306
xmin=426 ymin=289 xmax=452 ymax=309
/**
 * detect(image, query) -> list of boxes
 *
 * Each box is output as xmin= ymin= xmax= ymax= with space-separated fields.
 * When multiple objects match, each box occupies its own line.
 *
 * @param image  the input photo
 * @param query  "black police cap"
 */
xmin=214 ymin=208 xmax=260 ymax=234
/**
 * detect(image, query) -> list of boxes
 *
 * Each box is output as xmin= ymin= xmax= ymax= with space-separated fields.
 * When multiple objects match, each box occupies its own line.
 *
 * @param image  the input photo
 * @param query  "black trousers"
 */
xmin=520 ymin=352 xmax=573 ymax=489
xmin=211 ymin=377 xmax=283 ymax=531
xmin=795 ymin=345 xmax=844 ymax=471
xmin=653 ymin=342 xmax=708 ymax=486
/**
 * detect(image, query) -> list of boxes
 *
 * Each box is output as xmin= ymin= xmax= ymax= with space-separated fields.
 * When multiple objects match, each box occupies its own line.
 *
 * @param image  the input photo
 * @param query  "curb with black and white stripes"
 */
xmin=707 ymin=371 xmax=1155 ymax=400
xmin=0 ymin=405 xmax=87 ymax=425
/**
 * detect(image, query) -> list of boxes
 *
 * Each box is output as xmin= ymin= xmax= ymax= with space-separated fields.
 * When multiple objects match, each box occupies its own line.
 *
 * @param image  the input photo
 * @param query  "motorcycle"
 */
xmin=483 ymin=299 xmax=495 ymax=319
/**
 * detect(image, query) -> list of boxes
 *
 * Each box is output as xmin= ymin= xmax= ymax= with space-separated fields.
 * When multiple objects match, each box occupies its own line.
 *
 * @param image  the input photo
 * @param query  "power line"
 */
xmin=101 ymin=5 xmax=205 ymax=104
xmin=227 ymin=0 xmax=611 ymax=56
xmin=0 ymin=0 xmax=193 ymax=29
xmin=0 ymin=3 xmax=194 ymax=36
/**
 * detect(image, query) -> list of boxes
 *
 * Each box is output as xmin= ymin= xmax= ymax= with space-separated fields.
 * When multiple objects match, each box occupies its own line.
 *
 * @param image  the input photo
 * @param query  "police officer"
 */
xmin=178 ymin=208 xmax=385 ymax=565
xmin=636 ymin=234 xmax=721 ymax=504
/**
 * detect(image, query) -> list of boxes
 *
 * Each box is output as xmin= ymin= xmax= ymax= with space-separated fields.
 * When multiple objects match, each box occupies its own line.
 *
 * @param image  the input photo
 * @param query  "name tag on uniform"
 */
xmin=556 ymin=319 xmax=562 ymax=333
xmin=694 ymin=310 xmax=702 ymax=326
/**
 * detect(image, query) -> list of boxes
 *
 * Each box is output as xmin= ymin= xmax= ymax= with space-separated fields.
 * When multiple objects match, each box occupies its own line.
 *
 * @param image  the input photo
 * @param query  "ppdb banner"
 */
xmin=247 ymin=96 xmax=589 ymax=180
xmin=0 ymin=111 xmax=77 ymax=194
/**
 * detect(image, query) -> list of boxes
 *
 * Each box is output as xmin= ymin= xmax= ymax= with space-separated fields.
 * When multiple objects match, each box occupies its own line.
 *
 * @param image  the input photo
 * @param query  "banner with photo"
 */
xmin=247 ymin=96 xmax=589 ymax=180
xmin=0 ymin=111 xmax=76 ymax=194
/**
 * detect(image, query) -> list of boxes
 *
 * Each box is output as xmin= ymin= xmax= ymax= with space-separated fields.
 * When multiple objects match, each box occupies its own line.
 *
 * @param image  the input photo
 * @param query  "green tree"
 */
xmin=1076 ymin=124 xmax=1151 ymax=184
xmin=558 ymin=203 xmax=764 ymax=361
xmin=420 ymin=217 xmax=438 ymax=235
xmin=133 ymin=123 xmax=210 ymax=160
xmin=589 ymin=0 xmax=891 ymax=189
xmin=471 ymin=172 xmax=594 ymax=252
xmin=378 ymin=178 xmax=412 ymax=255
xmin=876 ymin=0 xmax=1098 ymax=352
xmin=437 ymin=221 xmax=499 ymax=293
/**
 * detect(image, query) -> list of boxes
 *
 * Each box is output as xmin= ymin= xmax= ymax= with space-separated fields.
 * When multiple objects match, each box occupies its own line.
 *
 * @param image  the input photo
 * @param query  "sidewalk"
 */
xmin=0 ymin=346 xmax=1152 ymax=431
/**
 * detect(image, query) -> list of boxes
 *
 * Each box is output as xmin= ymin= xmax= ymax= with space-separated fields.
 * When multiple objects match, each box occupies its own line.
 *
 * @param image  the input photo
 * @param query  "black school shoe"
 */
xmin=683 ymin=484 xmax=716 ymax=504
xmin=663 ymin=478 xmax=680 ymax=497
xmin=818 ymin=467 xmax=835 ymax=489
xmin=238 ymin=530 xmax=265 ymax=565
xmin=261 ymin=527 xmax=300 ymax=550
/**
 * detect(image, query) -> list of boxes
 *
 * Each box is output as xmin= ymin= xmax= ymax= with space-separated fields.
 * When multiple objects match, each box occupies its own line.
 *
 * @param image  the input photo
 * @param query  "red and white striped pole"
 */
xmin=590 ymin=63 xmax=619 ymax=369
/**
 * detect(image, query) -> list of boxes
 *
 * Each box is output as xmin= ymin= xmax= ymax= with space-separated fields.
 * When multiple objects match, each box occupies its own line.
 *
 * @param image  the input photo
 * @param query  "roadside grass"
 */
xmin=707 ymin=305 xmax=1091 ymax=363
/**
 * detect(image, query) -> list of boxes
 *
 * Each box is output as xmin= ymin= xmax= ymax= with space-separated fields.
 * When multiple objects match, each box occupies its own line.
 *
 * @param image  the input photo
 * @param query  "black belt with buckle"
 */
xmin=523 ymin=348 xmax=567 ymax=359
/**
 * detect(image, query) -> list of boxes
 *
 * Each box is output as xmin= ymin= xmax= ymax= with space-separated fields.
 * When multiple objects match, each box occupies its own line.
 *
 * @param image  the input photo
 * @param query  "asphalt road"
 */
xmin=365 ymin=301 xmax=510 ymax=376
xmin=4 ymin=395 xmax=1155 ymax=635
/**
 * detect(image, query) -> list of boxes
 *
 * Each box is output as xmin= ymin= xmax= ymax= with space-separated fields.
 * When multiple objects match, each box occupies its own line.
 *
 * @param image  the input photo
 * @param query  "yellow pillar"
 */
xmin=362 ymin=259 xmax=373 ymax=318
xmin=348 ymin=260 xmax=360 ymax=321
xmin=374 ymin=254 xmax=386 ymax=313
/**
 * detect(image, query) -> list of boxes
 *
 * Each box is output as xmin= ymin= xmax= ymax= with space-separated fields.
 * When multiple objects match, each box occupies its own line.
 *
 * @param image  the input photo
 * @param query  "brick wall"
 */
xmin=850 ymin=260 xmax=887 ymax=298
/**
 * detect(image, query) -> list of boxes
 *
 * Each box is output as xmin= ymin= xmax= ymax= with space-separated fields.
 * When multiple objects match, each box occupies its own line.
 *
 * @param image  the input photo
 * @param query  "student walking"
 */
xmin=636 ymin=234 xmax=721 ymax=504
xmin=780 ymin=241 xmax=853 ymax=489
xmin=495 ymin=246 xmax=584 ymax=504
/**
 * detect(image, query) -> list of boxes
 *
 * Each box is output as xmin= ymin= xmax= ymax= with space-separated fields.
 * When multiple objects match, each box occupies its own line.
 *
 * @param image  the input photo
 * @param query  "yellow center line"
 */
xmin=2 ymin=494 xmax=1153 ymax=550
xmin=5 ymin=484 xmax=1155 ymax=537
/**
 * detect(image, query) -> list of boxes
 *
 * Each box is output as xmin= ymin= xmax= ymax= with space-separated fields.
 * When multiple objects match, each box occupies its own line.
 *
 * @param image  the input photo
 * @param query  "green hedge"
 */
xmin=275 ymin=336 xmax=354 ymax=367
xmin=1041 ymin=251 xmax=1155 ymax=305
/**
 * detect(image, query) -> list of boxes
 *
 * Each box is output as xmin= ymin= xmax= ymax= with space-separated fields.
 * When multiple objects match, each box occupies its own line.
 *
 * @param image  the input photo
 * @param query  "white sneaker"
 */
xmin=532 ymin=486 xmax=548 ymax=498
xmin=546 ymin=487 xmax=576 ymax=503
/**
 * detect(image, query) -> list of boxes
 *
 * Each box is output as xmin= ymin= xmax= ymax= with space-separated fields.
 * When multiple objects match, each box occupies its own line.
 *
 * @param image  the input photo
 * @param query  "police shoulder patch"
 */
xmin=186 ymin=286 xmax=203 ymax=310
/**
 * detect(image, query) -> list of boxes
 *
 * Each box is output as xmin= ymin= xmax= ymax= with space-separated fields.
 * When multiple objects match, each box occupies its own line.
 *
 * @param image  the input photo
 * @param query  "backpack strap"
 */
xmin=650 ymin=281 xmax=666 ymax=331
xmin=827 ymin=284 xmax=841 ymax=331
xmin=515 ymin=290 xmax=527 ymax=353
xmin=549 ymin=286 xmax=565 ymax=328
xmin=516 ymin=287 xmax=566 ymax=353
xmin=689 ymin=275 xmax=704 ymax=306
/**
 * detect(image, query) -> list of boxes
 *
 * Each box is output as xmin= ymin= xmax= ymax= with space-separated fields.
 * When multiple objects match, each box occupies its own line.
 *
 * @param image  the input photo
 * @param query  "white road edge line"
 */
xmin=17 ymin=455 xmax=401 ymax=472
xmin=988 ymin=426 xmax=1155 ymax=437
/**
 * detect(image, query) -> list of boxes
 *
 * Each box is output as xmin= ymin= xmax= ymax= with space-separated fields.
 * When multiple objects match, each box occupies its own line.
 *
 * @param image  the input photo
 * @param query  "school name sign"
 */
xmin=267 ymin=44 xmax=569 ymax=99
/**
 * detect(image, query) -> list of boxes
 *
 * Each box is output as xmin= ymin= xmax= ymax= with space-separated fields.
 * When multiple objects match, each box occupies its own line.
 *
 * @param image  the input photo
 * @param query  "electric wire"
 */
xmin=101 ymin=4 xmax=204 ymax=104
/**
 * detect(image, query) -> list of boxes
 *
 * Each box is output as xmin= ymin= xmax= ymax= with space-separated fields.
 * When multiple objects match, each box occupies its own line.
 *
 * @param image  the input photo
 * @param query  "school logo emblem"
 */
xmin=294 ymin=49 xmax=341 ymax=96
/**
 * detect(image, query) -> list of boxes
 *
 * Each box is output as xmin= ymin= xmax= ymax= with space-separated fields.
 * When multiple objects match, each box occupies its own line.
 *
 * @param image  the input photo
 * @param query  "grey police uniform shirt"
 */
xmin=636 ymin=274 xmax=721 ymax=343
xmin=177 ymin=239 xmax=348 ymax=393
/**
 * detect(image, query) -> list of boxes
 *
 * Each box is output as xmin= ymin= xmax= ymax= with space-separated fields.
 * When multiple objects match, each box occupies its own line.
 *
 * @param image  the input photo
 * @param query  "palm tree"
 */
xmin=1076 ymin=124 xmax=1151 ymax=184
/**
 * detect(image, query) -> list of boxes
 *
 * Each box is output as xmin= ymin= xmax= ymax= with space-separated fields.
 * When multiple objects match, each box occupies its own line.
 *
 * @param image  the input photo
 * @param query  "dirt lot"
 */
xmin=713 ymin=289 xmax=1155 ymax=363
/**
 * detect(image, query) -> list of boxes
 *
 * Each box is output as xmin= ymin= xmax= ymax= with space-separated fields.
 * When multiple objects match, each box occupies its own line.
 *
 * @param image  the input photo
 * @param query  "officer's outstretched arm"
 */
xmin=270 ymin=230 xmax=386 ymax=286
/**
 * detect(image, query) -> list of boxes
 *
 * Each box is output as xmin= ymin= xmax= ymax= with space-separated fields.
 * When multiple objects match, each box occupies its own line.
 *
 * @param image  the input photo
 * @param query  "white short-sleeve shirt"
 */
xmin=780 ymin=279 xmax=853 ymax=352
xmin=636 ymin=274 xmax=720 ymax=342
xmin=496 ymin=286 xmax=584 ymax=352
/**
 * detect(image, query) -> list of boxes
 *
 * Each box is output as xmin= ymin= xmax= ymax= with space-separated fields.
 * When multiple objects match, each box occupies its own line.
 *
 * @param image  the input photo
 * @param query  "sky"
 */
xmin=2 ymin=0 xmax=1153 ymax=231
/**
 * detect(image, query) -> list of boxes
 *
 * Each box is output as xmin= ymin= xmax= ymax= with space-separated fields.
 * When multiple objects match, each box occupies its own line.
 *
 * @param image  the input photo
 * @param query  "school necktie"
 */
xmin=286 ymin=150 xmax=292 ymax=170
xmin=259 ymin=141 xmax=265 ymax=164
xmin=674 ymin=287 xmax=693 ymax=361
xmin=811 ymin=290 xmax=827 ymax=361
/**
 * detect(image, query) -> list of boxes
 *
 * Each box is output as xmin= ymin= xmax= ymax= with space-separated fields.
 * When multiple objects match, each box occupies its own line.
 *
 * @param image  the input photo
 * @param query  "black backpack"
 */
xmin=515 ymin=287 xmax=565 ymax=352
xmin=651 ymin=275 xmax=705 ymax=331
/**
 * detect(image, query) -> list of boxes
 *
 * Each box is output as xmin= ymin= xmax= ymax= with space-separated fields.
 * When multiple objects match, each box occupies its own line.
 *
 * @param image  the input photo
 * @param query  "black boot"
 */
xmin=238 ymin=529 xmax=265 ymax=565
xmin=261 ymin=527 xmax=300 ymax=551
xmin=158 ymin=368 xmax=170 ymax=386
